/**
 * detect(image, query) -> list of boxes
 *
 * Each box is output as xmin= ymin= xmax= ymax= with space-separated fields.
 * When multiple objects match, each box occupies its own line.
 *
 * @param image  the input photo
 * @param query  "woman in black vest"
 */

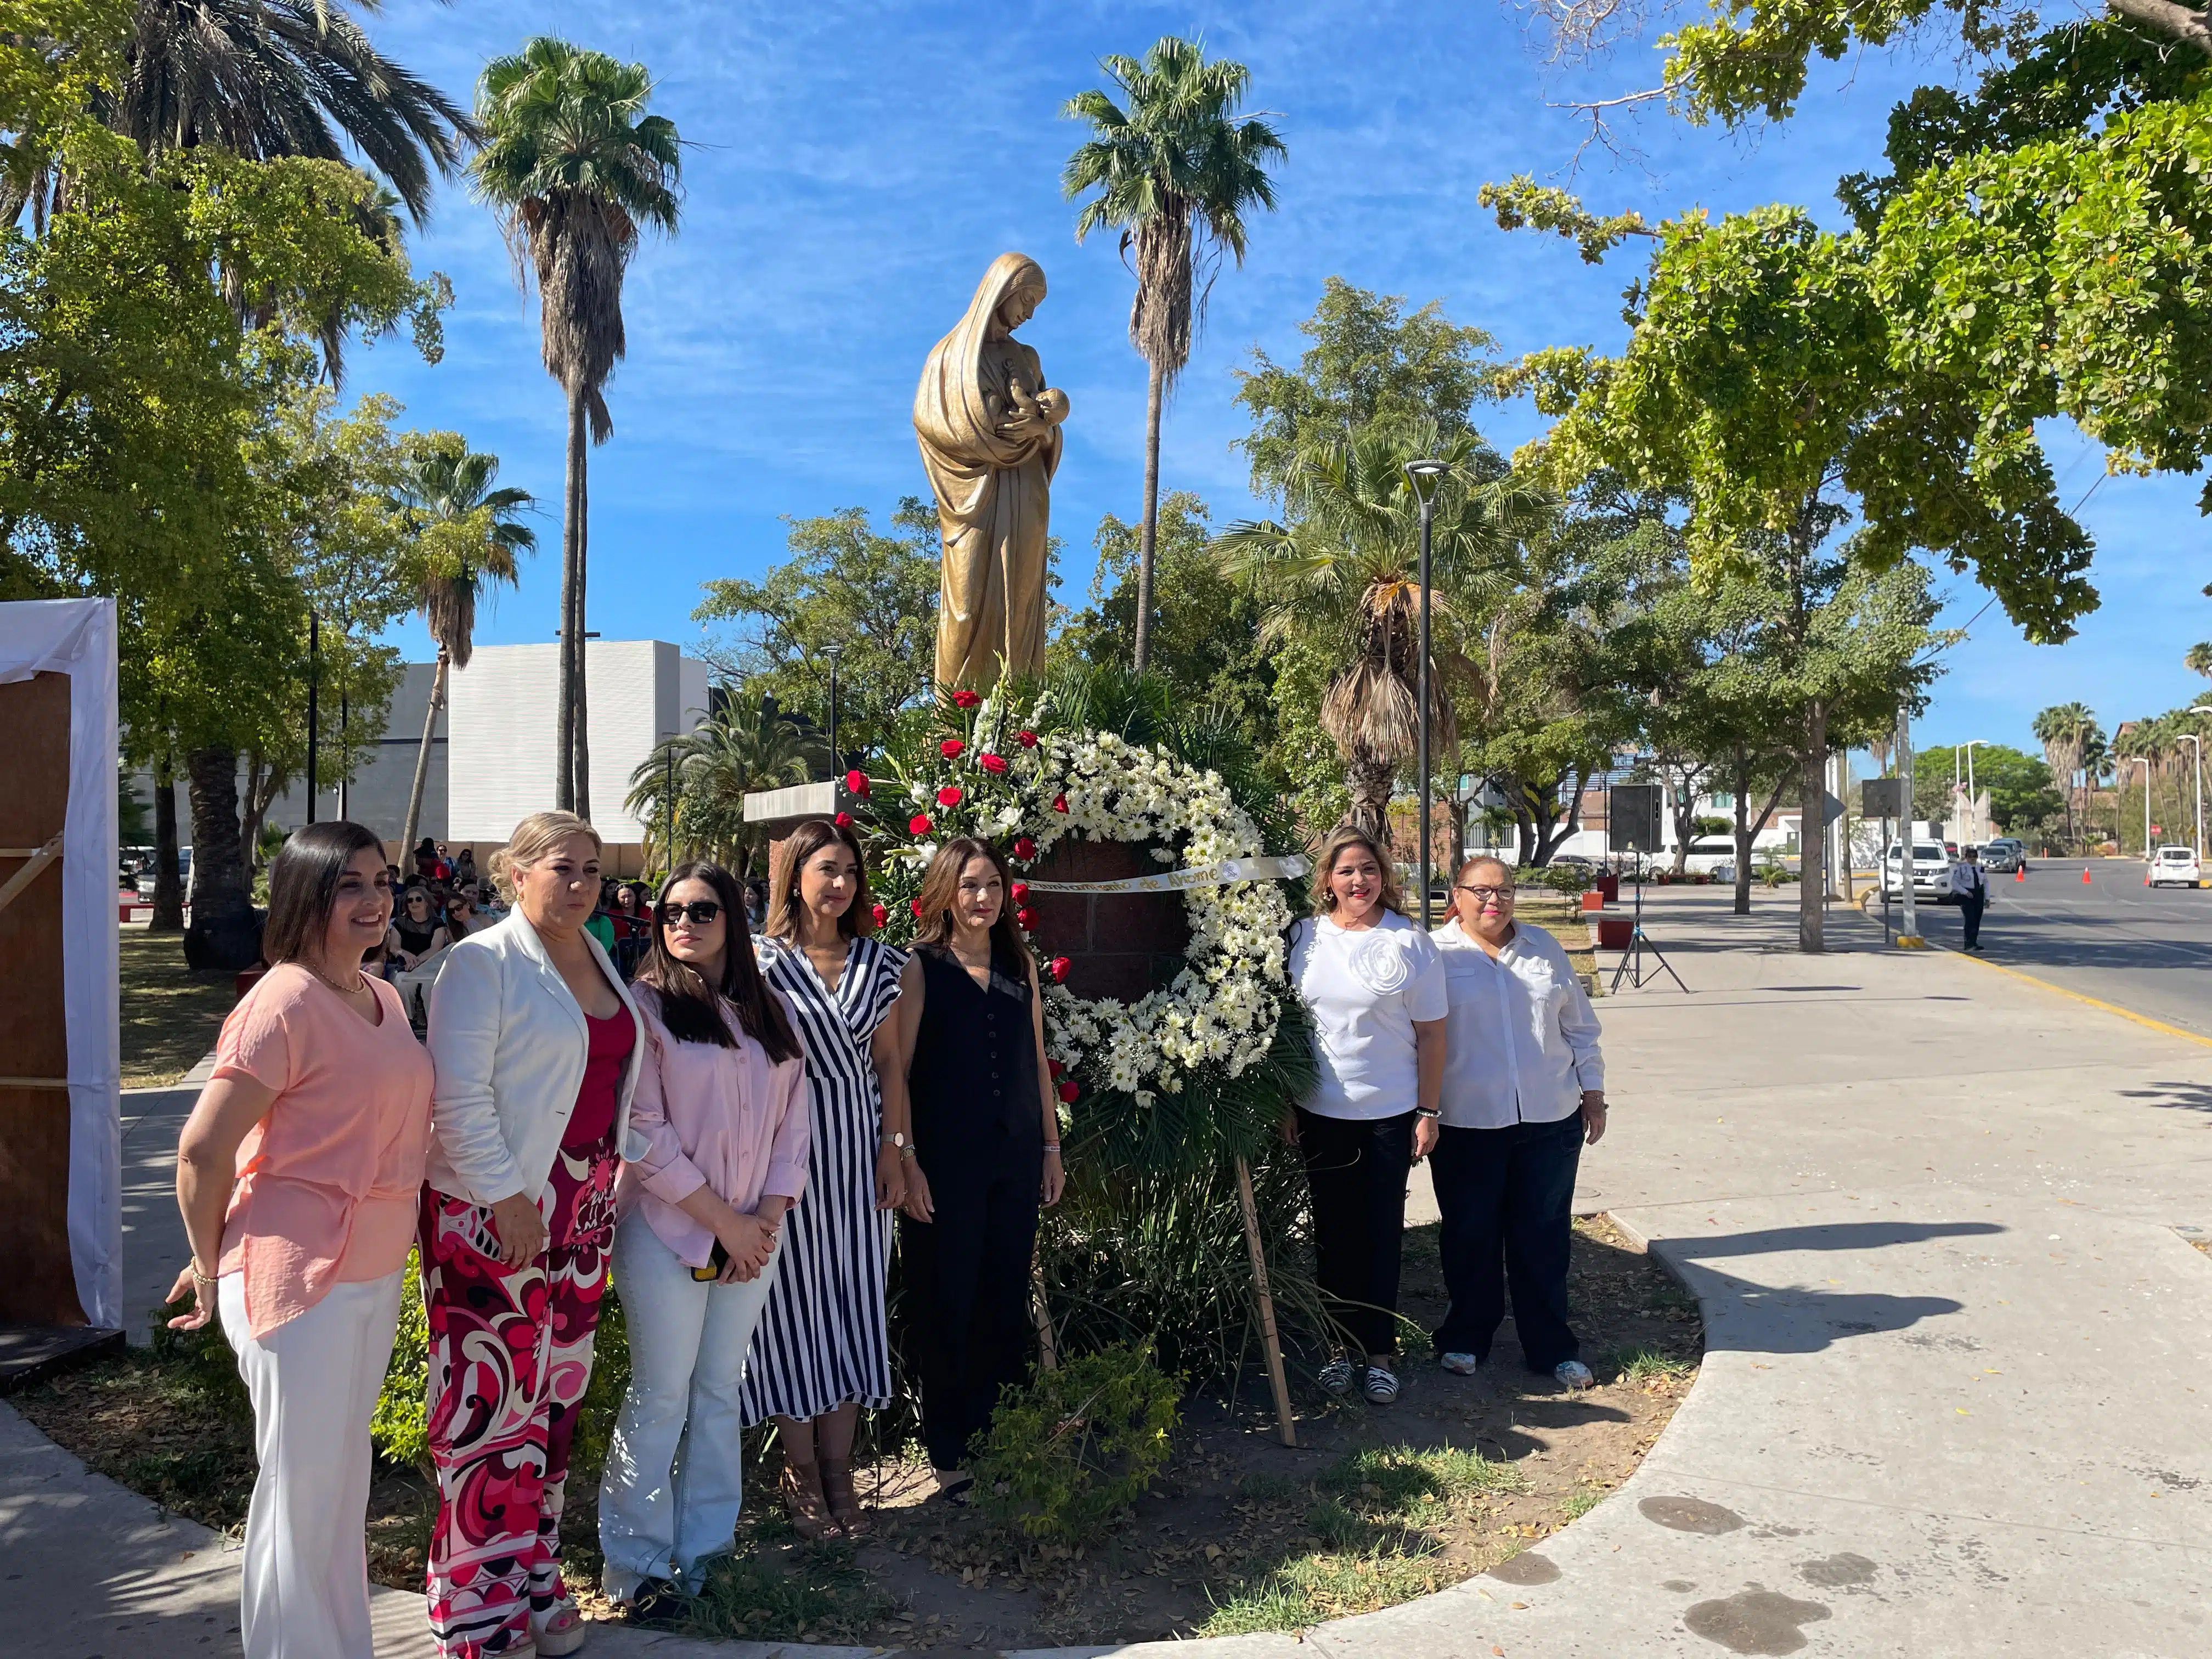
xmin=895 ymin=836 xmax=1064 ymax=1502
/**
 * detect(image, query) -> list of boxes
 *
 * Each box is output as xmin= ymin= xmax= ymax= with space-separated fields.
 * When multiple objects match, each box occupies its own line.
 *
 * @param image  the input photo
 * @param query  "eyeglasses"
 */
xmin=657 ymin=900 xmax=722 ymax=925
xmin=1454 ymin=884 xmax=1515 ymax=902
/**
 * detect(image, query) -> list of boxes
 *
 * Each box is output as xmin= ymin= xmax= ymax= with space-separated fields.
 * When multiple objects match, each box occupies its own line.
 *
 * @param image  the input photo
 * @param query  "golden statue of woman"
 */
xmin=915 ymin=252 xmax=1069 ymax=689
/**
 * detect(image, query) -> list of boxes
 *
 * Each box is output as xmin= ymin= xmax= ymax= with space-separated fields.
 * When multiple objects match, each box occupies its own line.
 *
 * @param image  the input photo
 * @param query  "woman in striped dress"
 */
xmin=744 ymin=817 xmax=911 ymax=1537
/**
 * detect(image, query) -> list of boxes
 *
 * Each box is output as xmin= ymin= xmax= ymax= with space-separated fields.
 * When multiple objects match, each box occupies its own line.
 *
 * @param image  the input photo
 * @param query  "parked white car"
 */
xmin=1882 ymin=841 xmax=1955 ymax=902
xmin=1680 ymin=837 xmax=1740 ymax=877
xmin=2149 ymin=845 xmax=2203 ymax=887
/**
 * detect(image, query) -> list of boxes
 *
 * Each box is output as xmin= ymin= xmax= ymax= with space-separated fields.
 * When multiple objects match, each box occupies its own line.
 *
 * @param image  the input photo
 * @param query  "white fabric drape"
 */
xmin=0 ymin=597 xmax=121 ymax=1328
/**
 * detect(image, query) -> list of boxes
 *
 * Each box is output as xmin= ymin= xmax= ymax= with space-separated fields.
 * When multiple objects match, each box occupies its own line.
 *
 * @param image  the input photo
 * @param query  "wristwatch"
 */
xmin=881 ymin=1131 xmax=907 ymax=1149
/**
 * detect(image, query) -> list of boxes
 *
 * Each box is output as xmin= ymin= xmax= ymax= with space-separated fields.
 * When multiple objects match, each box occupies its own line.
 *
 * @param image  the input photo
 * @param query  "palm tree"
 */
xmin=93 ymin=0 xmax=469 ymax=221
xmin=1214 ymin=425 xmax=1550 ymax=842
xmin=1063 ymin=37 xmax=1284 ymax=674
xmin=2032 ymin=702 xmax=2100 ymax=851
xmin=392 ymin=440 xmax=537 ymax=854
xmin=472 ymin=37 xmax=680 ymax=818
xmin=626 ymin=702 xmax=822 ymax=874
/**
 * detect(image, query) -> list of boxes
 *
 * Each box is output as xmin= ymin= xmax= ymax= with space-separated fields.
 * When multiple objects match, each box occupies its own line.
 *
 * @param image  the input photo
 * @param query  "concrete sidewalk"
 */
xmin=7 ymin=891 xmax=2210 ymax=1654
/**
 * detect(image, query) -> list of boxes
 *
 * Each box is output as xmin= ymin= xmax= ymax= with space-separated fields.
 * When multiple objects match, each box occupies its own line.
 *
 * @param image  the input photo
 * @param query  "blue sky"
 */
xmin=345 ymin=0 xmax=2209 ymax=762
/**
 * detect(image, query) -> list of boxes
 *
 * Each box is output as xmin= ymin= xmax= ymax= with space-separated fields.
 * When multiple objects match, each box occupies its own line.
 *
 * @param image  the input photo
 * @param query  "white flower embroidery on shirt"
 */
xmin=1348 ymin=932 xmax=1410 ymax=995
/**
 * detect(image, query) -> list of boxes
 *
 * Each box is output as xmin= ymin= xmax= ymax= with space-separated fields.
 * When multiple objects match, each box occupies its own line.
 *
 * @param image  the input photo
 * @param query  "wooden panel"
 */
xmin=0 ymin=672 xmax=81 ymax=1325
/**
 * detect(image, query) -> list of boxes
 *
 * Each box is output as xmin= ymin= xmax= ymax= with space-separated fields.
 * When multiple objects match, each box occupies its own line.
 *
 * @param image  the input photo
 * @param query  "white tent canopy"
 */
xmin=0 ymin=597 xmax=121 ymax=1329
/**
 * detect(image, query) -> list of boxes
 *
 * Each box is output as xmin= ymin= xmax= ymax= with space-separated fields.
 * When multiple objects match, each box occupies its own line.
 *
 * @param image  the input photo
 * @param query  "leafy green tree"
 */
xmin=1052 ymin=491 xmax=1280 ymax=764
xmin=1918 ymin=743 xmax=2062 ymax=843
xmin=693 ymin=499 xmax=940 ymax=767
xmin=471 ymin=37 xmax=680 ymax=817
xmin=1063 ymin=36 xmax=1284 ymax=672
xmin=1234 ymin=278 xmax=1497 ymax=498
xmin=626 ymin=702 xmax=824 ymax=874
xmin=391 ymin=436 xmax=537 ymax=853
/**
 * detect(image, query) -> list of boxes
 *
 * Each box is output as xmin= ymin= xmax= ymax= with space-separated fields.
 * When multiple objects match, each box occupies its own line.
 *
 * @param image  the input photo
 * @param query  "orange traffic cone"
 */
xmin=2015 ymin=866 xmax=2025 ymax=882
xmin=2082 ymin=867 xmax=2092 ymax=883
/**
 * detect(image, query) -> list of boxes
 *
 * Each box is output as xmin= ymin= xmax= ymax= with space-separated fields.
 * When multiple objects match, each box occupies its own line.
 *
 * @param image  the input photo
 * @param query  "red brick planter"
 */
xmin=1024 ymin=838 xmax=1190 ymax=1003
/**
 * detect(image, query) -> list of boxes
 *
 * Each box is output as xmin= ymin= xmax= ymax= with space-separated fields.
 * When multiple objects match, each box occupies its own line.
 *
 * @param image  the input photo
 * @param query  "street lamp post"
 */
xmin=1897 ymin=702 xmax=1920 ymax=945
xmin=2179 ymin=733 xmax=2204 ymax=858
xmin=1405 ymin=459 xmax=1447 ymax=928
xmin=2131 ymin=756 xmax=2153 ymax=856
xmin=1962 ymin=738 xmax=1987 ymax=842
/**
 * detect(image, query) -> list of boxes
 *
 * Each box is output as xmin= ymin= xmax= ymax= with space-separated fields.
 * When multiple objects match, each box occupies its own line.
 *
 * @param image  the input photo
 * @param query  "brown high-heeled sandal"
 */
xmin=820 ymin=1457 xmax=870 ymax=1536
xmin=781 ymin=1457 xmax=831 ymax=1541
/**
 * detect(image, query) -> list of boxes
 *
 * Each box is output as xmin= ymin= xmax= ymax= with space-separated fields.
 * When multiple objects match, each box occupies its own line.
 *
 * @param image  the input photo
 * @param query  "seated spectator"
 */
xmin=387 ymin=885 xmax=450 ymax=972
xmin=444 ymin=887 xmax=492 ymax=940
xmin=413 ymin=837 xmax=450 ymax=885
xmin=452 ymin=848 xmax=478 ymax=888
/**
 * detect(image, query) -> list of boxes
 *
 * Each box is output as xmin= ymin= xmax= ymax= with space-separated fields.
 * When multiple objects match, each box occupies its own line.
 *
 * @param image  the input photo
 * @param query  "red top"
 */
xmin=565 ymin=1005 xmax=636 ymax=1150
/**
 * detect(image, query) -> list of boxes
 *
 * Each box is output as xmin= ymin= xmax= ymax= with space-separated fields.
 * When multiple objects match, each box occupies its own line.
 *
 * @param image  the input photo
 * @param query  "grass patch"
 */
xmin=1559 ymin=1487 xmax=1607 ymax=1521
xmin=673 ymin=1537 xmax=898 ymax=1643
xmin=120 ymin=928 xmax=232 ymax=1086
xmin=1317 ymin=1442 xmax=1523 ymax=1516
xmin=1200 ymin=1543 xmax=1452 ymax=1635
xmin=1604 ymin=1345 xmax=1696 ymax=1387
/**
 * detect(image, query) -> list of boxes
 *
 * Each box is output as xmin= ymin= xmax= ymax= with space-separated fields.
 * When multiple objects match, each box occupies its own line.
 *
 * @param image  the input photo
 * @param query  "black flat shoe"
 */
xmin=928 ymin=1475 xmax=974 ymax=1507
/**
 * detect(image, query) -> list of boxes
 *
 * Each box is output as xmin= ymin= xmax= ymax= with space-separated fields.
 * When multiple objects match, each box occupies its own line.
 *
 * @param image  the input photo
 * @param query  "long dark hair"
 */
xmin=912 ymin=836 xmax=1023 ymax=962
xmin=634 ymin=861 xmax=800 ymax=1062
xmin=264 ymin=821 xmax=388 ymax=966
xmin=763 ymin=816 xmax=873 ymax=941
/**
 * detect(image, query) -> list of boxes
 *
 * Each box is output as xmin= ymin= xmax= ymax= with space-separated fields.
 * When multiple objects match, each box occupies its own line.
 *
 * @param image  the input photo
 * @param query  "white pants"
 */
xmin=219 ymin=1268 xmax=406 ymax=1659
xmin=599 ymin=1211 xmax=781 ymax=1599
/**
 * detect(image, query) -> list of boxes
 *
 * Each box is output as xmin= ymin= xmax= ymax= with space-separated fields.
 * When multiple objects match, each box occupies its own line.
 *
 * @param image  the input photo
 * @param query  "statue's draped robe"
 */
xmin=915 ymin=253 xmax=1062 ymax=689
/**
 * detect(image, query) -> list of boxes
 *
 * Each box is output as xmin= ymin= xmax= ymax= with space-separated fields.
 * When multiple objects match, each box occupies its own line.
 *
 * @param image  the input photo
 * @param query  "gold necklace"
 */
xmin=303 ymin=956 xmax=370 ymax=998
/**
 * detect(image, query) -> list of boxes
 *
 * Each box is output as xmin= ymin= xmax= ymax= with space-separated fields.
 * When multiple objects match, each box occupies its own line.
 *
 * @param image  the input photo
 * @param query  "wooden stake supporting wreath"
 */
xmin=1236 ymin=1155 xmax=1296 ymax=1448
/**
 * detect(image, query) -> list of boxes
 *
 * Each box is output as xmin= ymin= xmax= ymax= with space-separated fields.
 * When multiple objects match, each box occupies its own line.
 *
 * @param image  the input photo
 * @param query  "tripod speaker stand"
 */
xmin=1605 ymin=783 xmax=1690 ymax=993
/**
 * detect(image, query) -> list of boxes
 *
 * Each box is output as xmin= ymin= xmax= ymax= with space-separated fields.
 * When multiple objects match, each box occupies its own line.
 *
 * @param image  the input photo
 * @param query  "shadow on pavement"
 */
xmin=1663 ymin=1220 xmax=2004 ymax=1260
xmin=2118 ymin=1080 xmax=2212 ymax=1114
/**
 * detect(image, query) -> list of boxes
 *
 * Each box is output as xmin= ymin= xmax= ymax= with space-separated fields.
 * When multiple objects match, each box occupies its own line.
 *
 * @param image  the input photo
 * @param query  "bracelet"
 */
xmin=190 ymin=1263 xmax=218 ymax=1286
xmin=1043 ymin=1143 xmax=1063 ymax=1158
xmin=1414 ymin=1107 xmax=1441 ymax=1120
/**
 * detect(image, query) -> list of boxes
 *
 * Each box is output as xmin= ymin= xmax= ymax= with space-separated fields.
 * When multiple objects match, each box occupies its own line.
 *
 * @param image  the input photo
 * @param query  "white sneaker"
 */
xmin=1318 ymin=1357 xmax=1356 ymax=1397
xmin=1438 ymin=1351 xmax=1481 ymax=1375
xmin=1363 ymin=1365 xmax=1400 ymax=1405
xmin=1555 ymin=1359 xmax=1595 ymax=1391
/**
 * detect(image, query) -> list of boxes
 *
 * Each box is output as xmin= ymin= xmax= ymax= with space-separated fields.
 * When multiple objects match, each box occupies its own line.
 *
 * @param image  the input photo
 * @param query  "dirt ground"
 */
xmin=15 ymin=1215 xmax=1697 ymax=1647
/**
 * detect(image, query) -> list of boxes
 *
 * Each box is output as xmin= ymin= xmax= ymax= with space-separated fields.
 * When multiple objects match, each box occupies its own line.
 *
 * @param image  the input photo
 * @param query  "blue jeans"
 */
xmin=598 ymin=1212 xmax=780 ymax=1598
xmin=1429 ymin=1113 xmax=1584 ymax=1370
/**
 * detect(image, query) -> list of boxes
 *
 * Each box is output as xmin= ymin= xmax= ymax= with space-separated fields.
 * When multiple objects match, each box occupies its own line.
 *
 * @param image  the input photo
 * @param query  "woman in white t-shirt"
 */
xmin=1286 ymin=826 xmax=1447 ymax=1405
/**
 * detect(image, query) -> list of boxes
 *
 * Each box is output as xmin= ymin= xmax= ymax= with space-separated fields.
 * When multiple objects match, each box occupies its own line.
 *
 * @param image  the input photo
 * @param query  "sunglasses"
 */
xmin=658 ymin=900 xmax=723 ymax=926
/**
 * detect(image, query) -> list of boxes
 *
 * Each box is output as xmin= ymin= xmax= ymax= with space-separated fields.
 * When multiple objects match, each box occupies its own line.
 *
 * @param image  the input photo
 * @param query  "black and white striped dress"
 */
xmin=741 ymin=934 xmax=906 ymax=1423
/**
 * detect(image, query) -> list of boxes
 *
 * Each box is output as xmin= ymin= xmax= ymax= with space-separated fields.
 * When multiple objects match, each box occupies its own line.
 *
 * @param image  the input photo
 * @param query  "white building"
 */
xmin=448 ymin=639 xmax=712 ymax=847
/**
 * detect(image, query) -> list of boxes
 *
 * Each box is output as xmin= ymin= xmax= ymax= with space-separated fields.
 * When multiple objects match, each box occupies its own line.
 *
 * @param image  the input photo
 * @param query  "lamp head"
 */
xmin=1403 ymin=458 xmax=1447 ymax=505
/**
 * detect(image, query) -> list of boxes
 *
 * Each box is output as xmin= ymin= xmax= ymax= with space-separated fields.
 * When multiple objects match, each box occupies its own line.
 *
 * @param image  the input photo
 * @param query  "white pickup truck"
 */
xmin=1882 ymin=841 xmax=1955 ymax=903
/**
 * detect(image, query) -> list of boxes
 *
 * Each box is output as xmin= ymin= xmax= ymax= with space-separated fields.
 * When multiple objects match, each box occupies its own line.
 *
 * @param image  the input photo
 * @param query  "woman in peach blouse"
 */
xmin=597 ymin=861 xmax=808 ymax=1607
xmin=167 ymin=821 xmax=434 ymax=1659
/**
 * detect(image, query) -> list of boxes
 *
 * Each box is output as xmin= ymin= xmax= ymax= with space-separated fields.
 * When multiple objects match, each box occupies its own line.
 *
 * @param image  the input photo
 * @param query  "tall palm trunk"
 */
xmin=1798 ymin=702 xmax=1827 ymax=953
xmin=558 ymin=380 xmax=585 ymax=812
xmin=1135 ymin=355 xmax=1164 ymax=674
xmin=1344 ymin=750 xmax=1396 ymax=847
xmin=150 ymin=756 xmax=183 ymax=932
xmin=402 ymin=652 xmax=448 ymax=856
xmin=183 ymin=744 xmax=258 ymax=970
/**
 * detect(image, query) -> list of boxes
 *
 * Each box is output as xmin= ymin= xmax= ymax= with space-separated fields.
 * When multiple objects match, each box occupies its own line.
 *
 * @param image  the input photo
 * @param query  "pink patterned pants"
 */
xmin=419 ymin=1139 xmax=617 ymax=1658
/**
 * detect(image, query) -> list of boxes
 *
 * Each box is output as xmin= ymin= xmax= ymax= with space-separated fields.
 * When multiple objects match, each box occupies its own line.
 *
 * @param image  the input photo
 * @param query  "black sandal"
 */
xmin=928 ymin=1474 xmax=974 ymax=1507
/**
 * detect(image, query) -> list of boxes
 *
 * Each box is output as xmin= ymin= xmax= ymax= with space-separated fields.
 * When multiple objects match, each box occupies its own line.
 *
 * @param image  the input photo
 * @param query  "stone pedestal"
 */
xmin=1026 ymin=838 xmax=1189 ymax=1002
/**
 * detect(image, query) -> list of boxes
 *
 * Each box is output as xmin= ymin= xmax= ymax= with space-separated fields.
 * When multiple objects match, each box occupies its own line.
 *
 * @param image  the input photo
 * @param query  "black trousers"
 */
xmin=1960 ymin=891 xmax=1986 ymax=947
xmin=1430 ymin=1113 xmax=1584 ymax=1370
xmin=1296 ymin=1108 xmax=1415 ymax=1358
xmin=899 ymin=1150 xmax=1041 ymax=1470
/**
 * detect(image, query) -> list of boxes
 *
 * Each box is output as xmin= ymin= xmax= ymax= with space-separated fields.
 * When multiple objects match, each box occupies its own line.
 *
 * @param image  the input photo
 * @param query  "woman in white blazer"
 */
xmin=419 ymin=811 xmax=646 ymax=1659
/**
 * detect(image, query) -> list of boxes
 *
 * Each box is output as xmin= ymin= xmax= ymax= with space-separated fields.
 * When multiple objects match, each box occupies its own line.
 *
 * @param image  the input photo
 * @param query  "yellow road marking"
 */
xmin=1948 ymin=949 xmax=2212 ymax=1051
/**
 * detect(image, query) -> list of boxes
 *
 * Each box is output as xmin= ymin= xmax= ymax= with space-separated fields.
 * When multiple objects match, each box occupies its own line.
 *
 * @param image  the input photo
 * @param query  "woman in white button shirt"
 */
xmin=1431 ymin=855 xmax=1607 ymax=1390
xmin=1286 ymin=826 xmax=1448 ymax=1406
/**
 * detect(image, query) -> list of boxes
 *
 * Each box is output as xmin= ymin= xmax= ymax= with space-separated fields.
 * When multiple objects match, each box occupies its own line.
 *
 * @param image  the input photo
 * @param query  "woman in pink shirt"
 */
xmin=597 ymin=861 xmax=808 ymax=1607
xmin=166 ymin=821 xmax=433 ymax=1659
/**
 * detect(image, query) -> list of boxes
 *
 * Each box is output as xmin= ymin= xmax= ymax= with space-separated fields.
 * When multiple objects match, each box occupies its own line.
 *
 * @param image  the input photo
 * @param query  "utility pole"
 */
xmin=1897 ymin=703 xmax=1921 ymax=946
xmin=306 ymin=610 xmax=320 ymax=825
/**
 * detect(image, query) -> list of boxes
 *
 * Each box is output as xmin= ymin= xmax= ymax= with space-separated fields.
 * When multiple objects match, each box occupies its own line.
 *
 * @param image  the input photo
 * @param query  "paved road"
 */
xmin=1864 ymin=857 xmax=2212 ymax=1035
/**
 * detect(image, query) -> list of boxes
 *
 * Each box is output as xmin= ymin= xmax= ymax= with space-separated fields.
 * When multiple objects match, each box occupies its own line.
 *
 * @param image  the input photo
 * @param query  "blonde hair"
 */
xmin=488 ymin=810 xmax=602 ymax=903
xmin=1310 ymin=825 xmax=1406 ymax=918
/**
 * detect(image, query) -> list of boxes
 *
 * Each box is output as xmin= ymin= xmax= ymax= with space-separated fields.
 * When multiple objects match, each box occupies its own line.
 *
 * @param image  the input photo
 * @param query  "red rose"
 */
xmin=1046 ymin=1057 xmax=1063 ymax=1079
xmin=936 ymin=785 xmax=964 ymax=809
xmin=1057 ymin=1079 xmax=1080 ymax=1104
xmin=909 ymin=813 xmax=934 ymax=836
xmin=910 ymin=897 xmax=926 ymax=918
xmin=1013 ymin=836 xmax=1038 ymax=861
xmin=978 ymin=752 xmax=1009 ymax=775
xmin=833 ymin=810 xmax=854 ymax=828
xmin=952 ymin=689 xmax=981 ymax=709
xmin=1047 ymin=955 xmax=1070 ymax=983
xmin=844 ymin=769 xmax=870 ymax=797
xmin=940 ymin=738 xmax=965 ymax=759
xmin=1018 ymin=730 xmax=1039 ymax=748
xmin=1010 ymin=882 xmax=1029 ymax=902
xmin=1017 ymin=906 xmax=1037 ymax=930
xmin=1051 ymin=794 xmax=1069 ymax=814
xmin=871 ymin=902 xmax=889 ymax=928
